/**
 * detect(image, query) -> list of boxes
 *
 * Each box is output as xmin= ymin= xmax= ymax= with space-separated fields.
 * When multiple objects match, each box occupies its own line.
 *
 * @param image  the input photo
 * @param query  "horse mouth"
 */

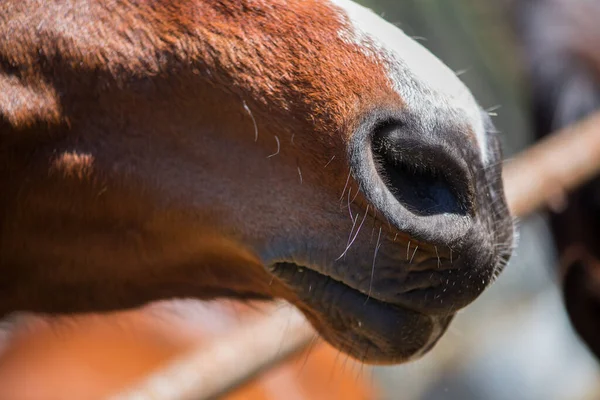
xmin=269 ymin=262 xmax=453 ymax=364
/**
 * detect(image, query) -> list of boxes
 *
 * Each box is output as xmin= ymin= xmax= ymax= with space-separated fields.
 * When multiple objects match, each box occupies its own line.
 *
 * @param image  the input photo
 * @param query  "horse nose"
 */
xmin=372 ymin=121 xmax=474 ymax=216
xmin=351 ymin=116 xmax=477 ymax=245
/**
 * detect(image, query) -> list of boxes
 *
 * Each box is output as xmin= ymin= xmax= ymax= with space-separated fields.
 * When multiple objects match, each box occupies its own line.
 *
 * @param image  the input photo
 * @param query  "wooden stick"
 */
xmin=114 ymin=111 xmax=600 ymax=400
xmin=503 ymin=111 xmax=600 ymax=217
xmin=111 ymin=305 xmax=314 ymax=400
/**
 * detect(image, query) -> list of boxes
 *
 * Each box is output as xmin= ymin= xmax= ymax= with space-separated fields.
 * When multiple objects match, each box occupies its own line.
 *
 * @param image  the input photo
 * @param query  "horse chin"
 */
xmin=269 ymin=262 xmax=453 ymax=364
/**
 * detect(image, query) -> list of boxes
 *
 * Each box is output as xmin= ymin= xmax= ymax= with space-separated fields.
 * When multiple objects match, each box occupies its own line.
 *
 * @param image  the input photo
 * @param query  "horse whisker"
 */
xmin=242 ymin=100 xmax=258 ymax=142
xmin=366 ymin=227 xmax=382 ymax=303
xmin=266 ymin=135 xmax=280 ymax=158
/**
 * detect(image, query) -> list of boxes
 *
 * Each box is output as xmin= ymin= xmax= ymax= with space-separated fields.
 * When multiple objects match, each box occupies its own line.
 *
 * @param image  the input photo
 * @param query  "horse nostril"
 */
xmin=376 ymin=157 xmax=466 ymax=216
xmin=371 ymin=122 xmax=473 ymax=218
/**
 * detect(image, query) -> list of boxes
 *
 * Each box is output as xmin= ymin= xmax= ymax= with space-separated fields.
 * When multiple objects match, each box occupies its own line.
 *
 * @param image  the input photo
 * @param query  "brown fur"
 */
xmin=0 ymin=0 xmax=398 ymax=313
xmin=0 ymin=0 xmax=398 ymax=136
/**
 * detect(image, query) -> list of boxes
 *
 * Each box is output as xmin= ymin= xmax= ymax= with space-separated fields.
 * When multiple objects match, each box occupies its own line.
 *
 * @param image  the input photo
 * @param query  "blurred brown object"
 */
xmin=513 ymin=0 xmax=600 ymax=362
xmin=0 ymin=301 xmax=376 ymax=400
xmin=503 ymin=111 xmax=600 ymax=218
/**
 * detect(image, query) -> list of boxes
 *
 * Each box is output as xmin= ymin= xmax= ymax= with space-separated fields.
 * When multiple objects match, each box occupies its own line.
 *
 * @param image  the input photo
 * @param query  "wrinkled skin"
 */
xmin=0 ymin=0 xmax=514 ymax=364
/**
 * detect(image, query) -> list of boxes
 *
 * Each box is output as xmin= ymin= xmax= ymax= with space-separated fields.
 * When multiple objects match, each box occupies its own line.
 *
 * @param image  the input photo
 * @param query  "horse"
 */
xmin=0 ymin=0 xmax=513 ymax=374
xmin=514 ymin=0 xmax=600 ymax=360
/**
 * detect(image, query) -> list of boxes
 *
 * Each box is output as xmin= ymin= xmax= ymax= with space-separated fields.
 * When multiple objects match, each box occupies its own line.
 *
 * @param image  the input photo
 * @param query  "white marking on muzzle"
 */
xmin=329 ymin=0 xmax=489 ymax=164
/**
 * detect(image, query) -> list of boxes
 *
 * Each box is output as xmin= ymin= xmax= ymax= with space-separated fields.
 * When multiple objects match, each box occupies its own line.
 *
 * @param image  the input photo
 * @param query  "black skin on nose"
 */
xmin=349 ymin=110 xmax=480 ymax=246
xmin=371 ymin=121 xmax=474 ymax=218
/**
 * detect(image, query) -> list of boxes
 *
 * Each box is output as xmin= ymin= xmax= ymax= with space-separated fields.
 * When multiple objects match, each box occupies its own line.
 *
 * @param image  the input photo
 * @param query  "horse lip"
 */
xmin=269 ymin=261 xmax=449 ymax=363
xmin=269 ymin=261 xmax=436 ymax=315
